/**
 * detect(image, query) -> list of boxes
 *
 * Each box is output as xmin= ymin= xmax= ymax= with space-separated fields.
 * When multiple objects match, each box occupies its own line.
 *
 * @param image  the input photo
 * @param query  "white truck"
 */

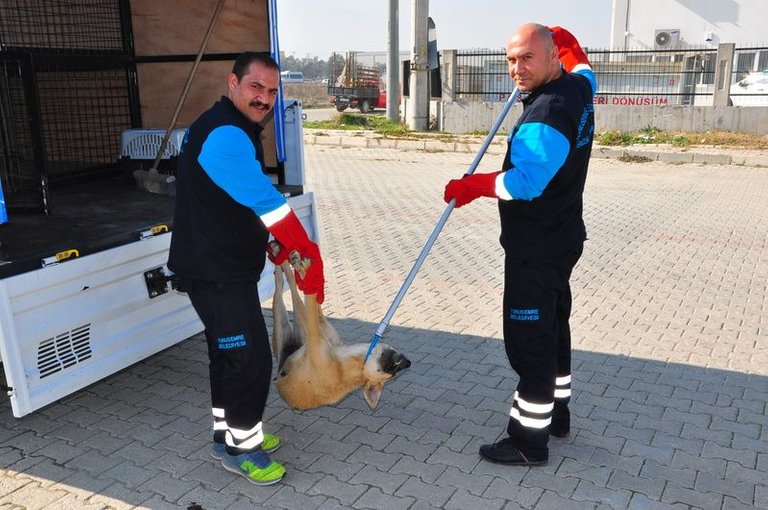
xmin=0 ymin=0 xmax=316 ymax=418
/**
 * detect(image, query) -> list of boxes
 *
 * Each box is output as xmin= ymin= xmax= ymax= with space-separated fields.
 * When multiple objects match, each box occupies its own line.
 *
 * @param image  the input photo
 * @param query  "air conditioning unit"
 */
xmin=654 ymin=29 xmax=681 ymax=49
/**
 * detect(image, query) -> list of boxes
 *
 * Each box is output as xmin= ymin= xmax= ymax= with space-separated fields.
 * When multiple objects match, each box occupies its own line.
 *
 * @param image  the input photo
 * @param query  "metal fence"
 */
xmin=454 ymin=45 xmax=768 ymax=106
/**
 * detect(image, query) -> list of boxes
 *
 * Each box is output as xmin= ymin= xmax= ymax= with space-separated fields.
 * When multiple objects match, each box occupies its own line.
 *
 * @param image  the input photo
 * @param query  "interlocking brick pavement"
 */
xmin=0 ymin=143 xmax=767 ymax=509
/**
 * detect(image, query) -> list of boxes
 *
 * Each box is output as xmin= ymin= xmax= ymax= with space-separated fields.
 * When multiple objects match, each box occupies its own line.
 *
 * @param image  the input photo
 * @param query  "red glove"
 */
xmin=266 ymin=210 xmax=325 ymax=304
xmin=443 ymin=172 xmax=502 ymax=208
xmin=266 ymin=240 xmax=289 ymax=266
xmin=548 ymin=26 xmax=591 ymax=72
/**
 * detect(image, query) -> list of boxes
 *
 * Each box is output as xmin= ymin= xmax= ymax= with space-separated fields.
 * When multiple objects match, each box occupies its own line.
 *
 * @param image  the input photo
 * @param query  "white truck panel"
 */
xmin=0 ymin=193 xmax=317 ymax=417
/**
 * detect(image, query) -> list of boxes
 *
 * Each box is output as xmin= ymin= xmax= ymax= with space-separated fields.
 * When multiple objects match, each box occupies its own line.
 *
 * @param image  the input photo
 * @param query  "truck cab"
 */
xmin=0 ymin=1 xmax=316 ymax=417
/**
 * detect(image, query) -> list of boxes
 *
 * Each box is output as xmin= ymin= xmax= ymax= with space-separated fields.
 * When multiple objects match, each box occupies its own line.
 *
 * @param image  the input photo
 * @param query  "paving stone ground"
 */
xmin=1 ymin=142 xmax=767 ymax=509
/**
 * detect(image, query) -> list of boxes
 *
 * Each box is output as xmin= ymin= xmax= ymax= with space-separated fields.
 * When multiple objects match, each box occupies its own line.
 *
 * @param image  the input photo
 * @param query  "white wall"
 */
xmin=610 ymin=0 xmax=768 ymax=49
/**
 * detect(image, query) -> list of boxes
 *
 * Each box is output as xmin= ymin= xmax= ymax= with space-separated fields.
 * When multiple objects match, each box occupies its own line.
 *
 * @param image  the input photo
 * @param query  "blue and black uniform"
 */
xmin=168 ymin=96 xmax=287 ymax=454
xmin=496 ymin=69 xmax=596 ymax=459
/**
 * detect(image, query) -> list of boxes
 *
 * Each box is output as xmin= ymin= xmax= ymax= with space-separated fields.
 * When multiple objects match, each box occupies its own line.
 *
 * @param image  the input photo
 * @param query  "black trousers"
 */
xmin=184 ymin=279 xmax=272 ymax=451
xmin=502 ymin=244 xmax=583 ymax=456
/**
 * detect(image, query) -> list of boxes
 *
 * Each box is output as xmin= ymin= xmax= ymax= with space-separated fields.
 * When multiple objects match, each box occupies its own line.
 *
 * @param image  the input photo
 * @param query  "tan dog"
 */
xmin=271 ymin=251 xmax=411 ymax=410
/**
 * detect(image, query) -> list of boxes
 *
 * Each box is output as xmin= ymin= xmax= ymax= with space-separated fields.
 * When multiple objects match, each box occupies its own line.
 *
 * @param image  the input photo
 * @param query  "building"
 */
xmin=604 ymin=0 xmax=768 ymax=106
xmin=610 ymin=0 xmax=768 ymax=57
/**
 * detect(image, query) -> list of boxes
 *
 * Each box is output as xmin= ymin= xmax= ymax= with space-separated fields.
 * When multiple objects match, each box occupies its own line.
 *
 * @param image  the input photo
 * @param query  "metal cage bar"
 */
xmin=0 ymin=0 xmax=136 ymax=212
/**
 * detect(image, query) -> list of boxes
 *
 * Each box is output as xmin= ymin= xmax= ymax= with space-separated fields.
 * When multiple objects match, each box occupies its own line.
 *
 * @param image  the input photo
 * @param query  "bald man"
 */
xmin=444 ymin=24 xmax=597 ymax=466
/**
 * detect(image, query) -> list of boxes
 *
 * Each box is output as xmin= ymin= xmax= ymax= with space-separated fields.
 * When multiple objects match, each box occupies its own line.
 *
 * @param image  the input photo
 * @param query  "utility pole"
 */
xmin=386 ymin=0 xmax=399 ymax=122
xmin=407 ymin=0 xmax=429 ymax=131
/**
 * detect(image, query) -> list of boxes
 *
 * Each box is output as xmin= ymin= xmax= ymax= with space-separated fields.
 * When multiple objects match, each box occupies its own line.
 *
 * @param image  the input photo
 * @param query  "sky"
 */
xmin=275 ymin=0 xmax=614 ymax=59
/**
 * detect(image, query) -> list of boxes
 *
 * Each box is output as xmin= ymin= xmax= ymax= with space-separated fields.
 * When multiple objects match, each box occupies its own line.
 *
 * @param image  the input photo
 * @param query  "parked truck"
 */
xmin=0 ymin=0 xmax=317 ymax=418
xmin=327 ymin=52 xmax=385 ymax=113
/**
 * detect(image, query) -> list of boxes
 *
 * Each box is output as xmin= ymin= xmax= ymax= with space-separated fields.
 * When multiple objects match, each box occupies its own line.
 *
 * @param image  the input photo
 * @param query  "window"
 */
xmin=736 ymin=52 xmax=755 ymax=80
xmin=758 ymin=50 xmax=768 ymax=72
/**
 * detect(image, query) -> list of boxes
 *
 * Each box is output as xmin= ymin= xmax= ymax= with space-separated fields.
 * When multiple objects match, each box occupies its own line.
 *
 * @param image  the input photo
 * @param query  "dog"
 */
xmin=270 ymin=246 xmax=411 ymax=410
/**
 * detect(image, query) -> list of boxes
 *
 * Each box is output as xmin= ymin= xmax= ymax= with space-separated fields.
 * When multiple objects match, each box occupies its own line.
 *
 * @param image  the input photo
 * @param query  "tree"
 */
xmin=279 ymin=53 xmax=329 ymax=81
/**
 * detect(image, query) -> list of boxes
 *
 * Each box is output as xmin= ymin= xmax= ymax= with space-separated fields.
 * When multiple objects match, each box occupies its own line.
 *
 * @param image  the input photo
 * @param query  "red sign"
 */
xmin=594 ymin=96 xmax=671 ymax=106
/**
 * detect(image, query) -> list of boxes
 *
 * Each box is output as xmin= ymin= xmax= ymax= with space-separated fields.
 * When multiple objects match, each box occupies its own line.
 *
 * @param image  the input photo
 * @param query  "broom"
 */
xmin=133 ymin=0 xmax=227 ymax=195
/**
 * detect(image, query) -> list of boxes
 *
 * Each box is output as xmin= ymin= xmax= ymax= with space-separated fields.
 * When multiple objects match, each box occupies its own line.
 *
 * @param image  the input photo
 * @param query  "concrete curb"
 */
xmin=304 ymin=132 xmax=498 ymax=155
xmin=304 ymin=129 xmax=768 ymax=167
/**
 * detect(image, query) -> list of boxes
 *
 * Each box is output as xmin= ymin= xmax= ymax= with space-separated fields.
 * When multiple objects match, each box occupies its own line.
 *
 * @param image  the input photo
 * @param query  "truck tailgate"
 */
xmin=0 ymin=188 xmax=317 ymax=417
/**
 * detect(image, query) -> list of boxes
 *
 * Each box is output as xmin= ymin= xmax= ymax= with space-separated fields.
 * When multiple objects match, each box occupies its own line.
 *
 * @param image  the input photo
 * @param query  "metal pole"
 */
xmin=366 ymin=87 xmax=520 ymax=360
xmin=406 ymin=0 xmax=429 ymax=130
xmin=386 ymin=0 xmax=399 ymax=122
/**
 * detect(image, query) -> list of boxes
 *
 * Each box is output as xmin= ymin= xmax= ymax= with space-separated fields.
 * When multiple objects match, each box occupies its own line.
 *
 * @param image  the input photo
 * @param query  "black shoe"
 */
xmin=479 ymin=437 xmax=548 ymax=466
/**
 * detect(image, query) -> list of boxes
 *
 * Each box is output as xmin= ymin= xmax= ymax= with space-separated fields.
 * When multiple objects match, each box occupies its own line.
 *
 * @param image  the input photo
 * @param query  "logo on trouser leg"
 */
xmin=509 ymin=308 xmax=540 ymax=322
xmin=216 ymin=334 xmax=247 ymax=350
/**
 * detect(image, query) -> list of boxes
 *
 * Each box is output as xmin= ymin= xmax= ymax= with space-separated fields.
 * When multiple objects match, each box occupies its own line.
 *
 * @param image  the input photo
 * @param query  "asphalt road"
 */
xmin=303 ymin=106 xmax=387 ymax=122
xmin=302 ymin=107 xmax=337 ymax=122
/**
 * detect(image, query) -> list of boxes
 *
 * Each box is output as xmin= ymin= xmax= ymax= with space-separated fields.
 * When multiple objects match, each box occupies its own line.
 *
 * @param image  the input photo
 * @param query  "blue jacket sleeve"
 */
xmin=197 ymin=125 xmax=287 ymax=218
xmin=499 ymin=122 xmax=570 ymax=201
xmin=571 ymin=65 xmax=597 ymax=97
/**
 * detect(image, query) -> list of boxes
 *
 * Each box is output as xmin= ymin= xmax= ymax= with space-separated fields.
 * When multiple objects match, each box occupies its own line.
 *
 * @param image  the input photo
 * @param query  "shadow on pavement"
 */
xmin=0 ymin=312 xmax=764 ymax=509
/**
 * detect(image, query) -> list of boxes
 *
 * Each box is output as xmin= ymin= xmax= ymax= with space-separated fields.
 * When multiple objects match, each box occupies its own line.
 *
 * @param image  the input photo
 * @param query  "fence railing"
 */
xmin=451 ymin=45 xmax=768 ymax=107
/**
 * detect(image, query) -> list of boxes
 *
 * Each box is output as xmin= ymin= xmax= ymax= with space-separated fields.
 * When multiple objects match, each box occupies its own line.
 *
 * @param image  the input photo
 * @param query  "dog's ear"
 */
xmin=363 ymin=382 xmax=383 ymax=409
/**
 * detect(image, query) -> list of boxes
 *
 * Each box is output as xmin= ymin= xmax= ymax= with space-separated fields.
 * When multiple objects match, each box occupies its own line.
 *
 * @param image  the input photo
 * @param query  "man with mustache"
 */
xmin=168 ymin=51 xmax=325 ymax=485
xmin=443 ymin=24 xmax=596 ymax=466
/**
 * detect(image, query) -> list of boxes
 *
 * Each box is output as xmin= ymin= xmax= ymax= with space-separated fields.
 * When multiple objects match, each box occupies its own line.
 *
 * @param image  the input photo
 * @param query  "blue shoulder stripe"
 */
xmin=197 ymin=125 xmax=286 ymax=217
xmin=572 ymin=64 xmax=597 ymax=97
xmin=502 ymin=122 xmax=570 ymax=201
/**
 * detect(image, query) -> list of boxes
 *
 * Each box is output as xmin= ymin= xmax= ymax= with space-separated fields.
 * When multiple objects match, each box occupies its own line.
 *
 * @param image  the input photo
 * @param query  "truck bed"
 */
xmin=0 ymin=172 xmax=173 ymax=279
xmin=327 ymin=86 xmax=380 ymax=99
xmin=0 ymin=172 xmax=305 ymax=280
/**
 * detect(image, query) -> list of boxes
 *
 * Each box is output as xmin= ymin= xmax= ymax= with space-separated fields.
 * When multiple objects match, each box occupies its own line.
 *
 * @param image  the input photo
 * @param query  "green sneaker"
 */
xmin=211 ymin=433 xmax=282 ymax=459
xmin=221 ymin=449 xmax=286 ymax=485
xmin=261 ymin=433 xmax=282 ymax=453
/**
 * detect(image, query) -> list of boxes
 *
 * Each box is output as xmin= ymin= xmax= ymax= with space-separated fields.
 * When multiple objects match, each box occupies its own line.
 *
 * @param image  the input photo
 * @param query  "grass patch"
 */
xmin=305 ymin=113 xmax=412 ymax=137
xmin=306 ymin=115 xmax=768 ymax=150
xmin=618 ymin=154 xmax=654 ymax=163
xmin=596 ymin=128 xmax=768 ymax=149
xmin=595 ymin=130 xmax=637 ymax=146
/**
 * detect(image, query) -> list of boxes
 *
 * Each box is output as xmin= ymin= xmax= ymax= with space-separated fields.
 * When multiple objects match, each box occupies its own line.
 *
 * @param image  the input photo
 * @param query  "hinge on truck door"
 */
xmin=143 ymin=266 xmax=179 ymax=298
